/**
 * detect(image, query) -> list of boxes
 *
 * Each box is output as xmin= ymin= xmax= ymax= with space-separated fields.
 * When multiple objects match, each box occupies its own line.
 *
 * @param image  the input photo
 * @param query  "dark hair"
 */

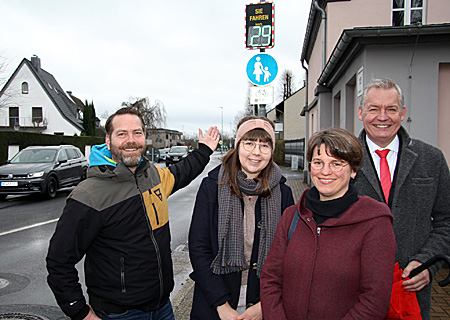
xmin=307 ymin=128 xmax=363 ymax=172
xmin=105 ymin=107 xmax=145 ymax=136
xmin=221 ymin=115 xmax=275 ymax=198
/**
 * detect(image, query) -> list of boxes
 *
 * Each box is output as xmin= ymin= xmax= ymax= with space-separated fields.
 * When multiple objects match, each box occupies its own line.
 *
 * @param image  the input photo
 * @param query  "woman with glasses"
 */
xmin=189 ymin=116 xmax=294 ymax=320
xmin=260 ymin=128 xmax=396 ymax=320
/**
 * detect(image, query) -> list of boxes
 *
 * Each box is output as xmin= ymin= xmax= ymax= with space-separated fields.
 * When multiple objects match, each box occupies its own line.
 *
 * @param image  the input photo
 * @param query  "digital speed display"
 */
xmin=245 ymin=3 xmax=274 ymax=49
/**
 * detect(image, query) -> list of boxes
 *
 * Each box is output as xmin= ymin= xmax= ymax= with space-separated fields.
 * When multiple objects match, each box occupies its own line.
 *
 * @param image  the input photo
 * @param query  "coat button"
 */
xmin=307 ymin=218 xmax=311 ymax=222
xmin=257 ymin=221 xmax=262 ymax=229
xmin=252 ymin=263 xmax=258 ymax=269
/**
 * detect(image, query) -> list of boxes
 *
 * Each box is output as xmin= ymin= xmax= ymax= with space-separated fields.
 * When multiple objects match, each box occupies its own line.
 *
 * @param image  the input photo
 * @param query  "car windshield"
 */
xmin=160 ymin=149 xmax=169 ymax=154
xmin=170 ymin=147 xmax=187 ymax=153
xmin=11 ymin=149 xmax=57 ymax=163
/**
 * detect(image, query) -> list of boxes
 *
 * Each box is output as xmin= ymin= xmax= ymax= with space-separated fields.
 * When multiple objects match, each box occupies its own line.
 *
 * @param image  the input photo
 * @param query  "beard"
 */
xmin=110 ymin=142 xmax=145 ymax=168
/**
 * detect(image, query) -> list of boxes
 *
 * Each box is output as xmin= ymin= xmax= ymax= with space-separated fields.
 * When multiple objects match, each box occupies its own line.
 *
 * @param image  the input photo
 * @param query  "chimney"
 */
xmin=31 ymin=55 xmax=41 ymax=73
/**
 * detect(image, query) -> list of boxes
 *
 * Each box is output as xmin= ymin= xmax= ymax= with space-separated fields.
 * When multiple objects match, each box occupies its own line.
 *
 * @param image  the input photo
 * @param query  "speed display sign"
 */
xmin=245 ymin=2 xmax=274 ymax=49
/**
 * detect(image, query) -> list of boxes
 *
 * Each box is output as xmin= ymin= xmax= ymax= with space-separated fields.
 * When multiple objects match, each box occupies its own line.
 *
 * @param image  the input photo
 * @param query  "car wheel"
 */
xmin=0 ymin=194 xmax=7 ymax=201
xmin=46 ymin=176 xmax=57 ymax=198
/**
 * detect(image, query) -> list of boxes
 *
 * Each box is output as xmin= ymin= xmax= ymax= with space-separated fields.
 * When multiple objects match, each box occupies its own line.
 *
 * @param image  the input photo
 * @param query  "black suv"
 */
xmin=0 ymin=145 xmax=88 ymax=200
xmin=165 ymin=146 xmax=189 ymax=167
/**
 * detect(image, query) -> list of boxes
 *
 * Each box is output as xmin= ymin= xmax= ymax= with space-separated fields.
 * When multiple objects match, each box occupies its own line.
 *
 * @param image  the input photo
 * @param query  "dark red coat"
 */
xmin=261 ymin=190 xmax=396 ymax=320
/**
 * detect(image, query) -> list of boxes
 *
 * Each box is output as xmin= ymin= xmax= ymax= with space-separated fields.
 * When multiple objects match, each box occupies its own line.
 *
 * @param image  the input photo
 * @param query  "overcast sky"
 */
xmin=1 ymin=1 xmax=311 ymax=137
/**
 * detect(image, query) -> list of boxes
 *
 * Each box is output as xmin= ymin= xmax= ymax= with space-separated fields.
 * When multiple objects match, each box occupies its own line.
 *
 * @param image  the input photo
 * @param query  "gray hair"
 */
xmin=360 ymin=79 xmax=405 ymax=110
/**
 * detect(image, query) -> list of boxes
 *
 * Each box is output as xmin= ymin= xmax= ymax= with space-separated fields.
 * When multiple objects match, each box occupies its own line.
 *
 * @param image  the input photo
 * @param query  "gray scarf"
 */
xmin=211 ymin=163 xmax=282 ymax=277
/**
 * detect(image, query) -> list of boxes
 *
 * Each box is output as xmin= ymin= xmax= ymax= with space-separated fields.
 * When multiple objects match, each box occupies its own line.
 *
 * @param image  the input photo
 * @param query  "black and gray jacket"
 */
xmin=46 ymin=144 xmax=212 ymax=320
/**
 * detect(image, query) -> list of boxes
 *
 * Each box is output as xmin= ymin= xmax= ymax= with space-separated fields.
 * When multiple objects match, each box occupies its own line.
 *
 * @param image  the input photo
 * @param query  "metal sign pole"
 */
xmin=245 ymin=0 xmax=275 ymax=118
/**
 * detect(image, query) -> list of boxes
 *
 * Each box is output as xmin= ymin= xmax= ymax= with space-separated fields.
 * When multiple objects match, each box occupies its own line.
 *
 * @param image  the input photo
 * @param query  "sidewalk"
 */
xmin=172 ymin=167 xmax=450 ymax=319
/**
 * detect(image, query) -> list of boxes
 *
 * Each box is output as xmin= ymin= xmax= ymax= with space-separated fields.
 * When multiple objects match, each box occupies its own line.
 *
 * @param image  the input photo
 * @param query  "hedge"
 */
xmin=0 ymin=131 xmax=104 ymax=164
xmin=273 ymin=140 xmax=285 ymax=167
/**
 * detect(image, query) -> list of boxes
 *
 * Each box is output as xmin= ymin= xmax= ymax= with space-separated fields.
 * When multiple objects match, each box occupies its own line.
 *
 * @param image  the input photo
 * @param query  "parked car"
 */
xmin=0 ymin=145 xmax=88 ymax=200
xmin=165 ymin=146 xmax=189 ymax=167
xmin=145 ymin=147 xmax=160 ymax=162
xmin=158 ymin=148 xmax=170 ymax=163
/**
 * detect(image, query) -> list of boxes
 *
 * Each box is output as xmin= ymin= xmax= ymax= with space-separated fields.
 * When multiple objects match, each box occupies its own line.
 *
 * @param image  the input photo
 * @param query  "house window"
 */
xmin=392 ymin=0 xmax=425 ymax=26
xmin=9 ymin=107 xmax=19 ymax=127
xmin=22 ymin=82 xmax=29 ymax=94
xmin=32 ymin=107 xmax=43 ymax=124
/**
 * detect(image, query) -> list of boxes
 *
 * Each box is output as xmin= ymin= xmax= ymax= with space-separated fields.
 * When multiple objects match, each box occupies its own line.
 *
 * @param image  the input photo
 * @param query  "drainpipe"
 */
xmin=314 ymin=1 xmax=327 ymax=71
xmin=301 ymin=59 xmax=309 ymax=114
xmin=301 ymin=59 xmax=309 ymax=184
xmin=407 ymin=29 xmax=421 ymax=133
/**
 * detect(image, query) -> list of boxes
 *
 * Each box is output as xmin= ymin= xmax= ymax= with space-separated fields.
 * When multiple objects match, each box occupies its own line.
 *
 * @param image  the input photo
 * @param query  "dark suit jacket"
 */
xmin=353 ymin=126 xmax=450 ymax=320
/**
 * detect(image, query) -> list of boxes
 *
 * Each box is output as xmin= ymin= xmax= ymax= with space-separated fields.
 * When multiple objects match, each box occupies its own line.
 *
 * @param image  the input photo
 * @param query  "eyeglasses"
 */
xmin=241 ymin=141 xmax=272 ymax=154
xmin=310 ymin=159 xmax=349 ymax=173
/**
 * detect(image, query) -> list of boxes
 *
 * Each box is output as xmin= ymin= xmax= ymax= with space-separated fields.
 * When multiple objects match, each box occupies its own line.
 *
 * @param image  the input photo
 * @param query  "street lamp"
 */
xmin=219 ymin=107 xmax=223 ymax=153
xmin=230 ymin=122 xmax=233 ymax=149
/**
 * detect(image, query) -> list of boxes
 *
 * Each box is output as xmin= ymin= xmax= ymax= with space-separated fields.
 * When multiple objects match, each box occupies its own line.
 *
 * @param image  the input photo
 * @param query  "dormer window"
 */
xmin=22 ymin=82 xmax=29 ymax=94
xmin=392 ymin=0 xmax=425 ymax=26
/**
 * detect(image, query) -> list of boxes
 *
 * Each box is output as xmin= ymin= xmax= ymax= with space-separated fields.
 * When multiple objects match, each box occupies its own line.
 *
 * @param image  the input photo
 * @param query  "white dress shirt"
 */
xmin=365 ymin=135 xmax=400 ymax=183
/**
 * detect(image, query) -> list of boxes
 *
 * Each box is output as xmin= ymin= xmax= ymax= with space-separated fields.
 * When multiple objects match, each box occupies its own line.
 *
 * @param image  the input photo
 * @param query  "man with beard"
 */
xmin=46 ymin=107 xmax=220 ymax=320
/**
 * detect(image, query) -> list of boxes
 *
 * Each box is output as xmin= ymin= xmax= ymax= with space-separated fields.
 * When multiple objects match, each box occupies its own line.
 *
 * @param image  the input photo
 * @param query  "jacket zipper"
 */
xmin=316 ymin=227 xmax=321 ymax=250
xmin=120 ymin=257 xmax=126 ymax=293
xmin=305 ymin=218 xmax=320 ymax=317
xmin=152 ymin=202 xmax=160 ymax=225
xmin=135 ymin=174 xmax=164 ymax=309
xmin=149 ymin=189 xmax=160 ymax=225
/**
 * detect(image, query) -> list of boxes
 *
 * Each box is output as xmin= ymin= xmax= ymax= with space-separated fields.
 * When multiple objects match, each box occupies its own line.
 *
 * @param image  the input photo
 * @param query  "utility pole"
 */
xmin=220 ymin=106 xmax=224 ymax=153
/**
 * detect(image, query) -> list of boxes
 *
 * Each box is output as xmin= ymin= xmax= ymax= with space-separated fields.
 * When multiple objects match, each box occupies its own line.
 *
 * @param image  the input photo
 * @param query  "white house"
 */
xmin=0 ymin=55 xmax=83 ymax=135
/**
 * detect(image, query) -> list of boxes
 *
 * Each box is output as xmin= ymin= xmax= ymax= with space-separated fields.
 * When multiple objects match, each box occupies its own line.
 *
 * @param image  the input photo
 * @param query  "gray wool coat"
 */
xmin=353 ymin=126 xmax=450 ymax=320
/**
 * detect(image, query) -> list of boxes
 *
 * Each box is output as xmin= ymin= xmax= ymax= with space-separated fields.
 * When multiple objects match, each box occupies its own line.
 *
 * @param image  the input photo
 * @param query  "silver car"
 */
xmin=0 ymin=145 xmax=88 ymax=200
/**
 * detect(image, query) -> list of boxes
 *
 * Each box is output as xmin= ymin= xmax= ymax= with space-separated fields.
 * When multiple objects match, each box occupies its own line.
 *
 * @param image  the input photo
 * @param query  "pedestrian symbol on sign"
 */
xmin=247 ymin=54 xmax=278 ymax=86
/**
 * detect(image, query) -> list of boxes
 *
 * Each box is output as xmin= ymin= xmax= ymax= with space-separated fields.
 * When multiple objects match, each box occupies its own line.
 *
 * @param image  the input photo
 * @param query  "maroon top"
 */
xmin=261 ymin=190 xmax=396 ymax=320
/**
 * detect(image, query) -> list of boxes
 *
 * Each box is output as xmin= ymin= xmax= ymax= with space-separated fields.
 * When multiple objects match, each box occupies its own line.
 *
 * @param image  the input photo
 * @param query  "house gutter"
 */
xmin=300 ymin=0 xmax=324 ymax=116
xmin=300 ymin=0 xmax=323 ymax=63
xmin=318 ymin=24 xmax=450 ymax=86
xmin=313 ymin=1 xmax=327 ymax=70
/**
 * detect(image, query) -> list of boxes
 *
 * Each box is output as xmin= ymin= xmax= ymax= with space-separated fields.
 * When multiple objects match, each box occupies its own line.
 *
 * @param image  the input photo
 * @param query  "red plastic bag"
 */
xmin=385 ymin=263 xmax=422 ymax=319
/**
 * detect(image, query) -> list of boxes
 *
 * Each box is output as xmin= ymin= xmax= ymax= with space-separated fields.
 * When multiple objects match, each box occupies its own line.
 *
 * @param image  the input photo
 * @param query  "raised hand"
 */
xmin=199 ymin=126 xmax=220 ymax=151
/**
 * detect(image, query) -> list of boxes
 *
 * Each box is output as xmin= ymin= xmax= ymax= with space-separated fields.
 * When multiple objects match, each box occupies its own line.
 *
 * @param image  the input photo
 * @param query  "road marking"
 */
xmin=0 ymin=218 xmax=59 ymax=237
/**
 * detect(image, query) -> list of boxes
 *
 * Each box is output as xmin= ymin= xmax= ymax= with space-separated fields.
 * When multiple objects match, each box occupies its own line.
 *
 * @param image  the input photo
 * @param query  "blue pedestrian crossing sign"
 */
xmin=246 ymin=53 xmax=278 ymax=86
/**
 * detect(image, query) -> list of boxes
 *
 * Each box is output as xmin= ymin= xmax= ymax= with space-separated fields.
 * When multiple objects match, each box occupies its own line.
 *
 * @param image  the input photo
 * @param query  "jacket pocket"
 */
xmin=412 ymin=177 xmax=434 ymax=185
xmin=142 ymin=188 xmax=169 ymax=230
xmin=152 ymin=203 xmax=160 ymax=225
xmin=120 ymin=257 xmax=126 ymax=293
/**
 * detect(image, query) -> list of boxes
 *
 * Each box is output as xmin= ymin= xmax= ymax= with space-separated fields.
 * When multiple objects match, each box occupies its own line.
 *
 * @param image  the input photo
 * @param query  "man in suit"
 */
xmin=353 ymin=78 xmax=450 ymax=320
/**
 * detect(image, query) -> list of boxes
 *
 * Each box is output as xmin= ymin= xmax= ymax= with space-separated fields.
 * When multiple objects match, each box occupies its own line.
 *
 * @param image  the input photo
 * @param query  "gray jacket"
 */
xmin=353 ymin=126 xmax=450 ymax=320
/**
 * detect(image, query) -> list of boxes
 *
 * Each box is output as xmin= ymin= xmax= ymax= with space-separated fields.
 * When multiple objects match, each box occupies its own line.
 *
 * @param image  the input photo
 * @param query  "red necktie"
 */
xmin=375 ymin=149 xmax=391 ymax=202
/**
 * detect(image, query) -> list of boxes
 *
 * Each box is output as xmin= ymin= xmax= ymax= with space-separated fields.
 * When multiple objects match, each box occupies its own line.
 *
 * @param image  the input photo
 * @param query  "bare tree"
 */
xmin=233 ymin=81 xmax=257 ymax=129
xmin=277 ymin=69 xmax=295 ymax=102
xmin=99 ymin=110 xmax=110 ymax=121
xmin=0 ymin=53 xmax=15 ymax=109
xmin=121 ymin=97 xmax=167 ymax=130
